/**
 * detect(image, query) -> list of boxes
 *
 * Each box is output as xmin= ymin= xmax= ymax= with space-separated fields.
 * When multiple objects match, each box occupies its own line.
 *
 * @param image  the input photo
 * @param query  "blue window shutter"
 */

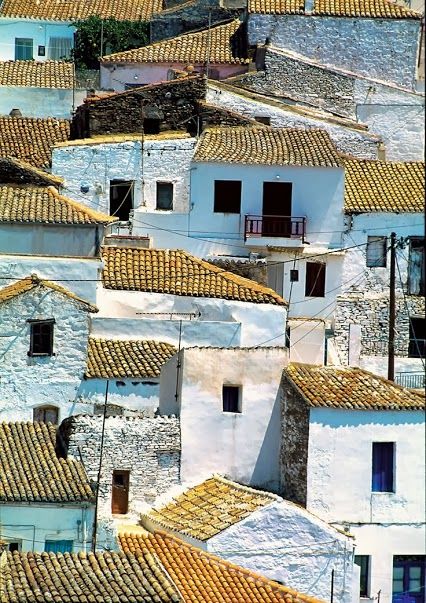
xmin=45 ymin=540 xmax=73 ymax=553
xmin=372 ymin=442 xmax=394 ymax=492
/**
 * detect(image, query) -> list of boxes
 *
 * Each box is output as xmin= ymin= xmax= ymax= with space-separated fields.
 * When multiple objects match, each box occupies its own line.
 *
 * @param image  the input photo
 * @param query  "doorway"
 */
xmin=262 ymin=182 xmax=292 ymax=236
xmin=109 ymin=180 xmax=133 ymax=220
xmin=393 ymin=556 xmax=425 ymax=603
xmin=111 ymin=470 xmax=130 ymax=514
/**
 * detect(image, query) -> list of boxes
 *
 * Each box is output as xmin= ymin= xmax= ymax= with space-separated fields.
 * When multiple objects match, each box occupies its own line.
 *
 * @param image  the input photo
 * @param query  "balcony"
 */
xmin=244 ymin=215 xmax=306 ymax=247
xmin=395 ymin=371 xmax=425 ymax=389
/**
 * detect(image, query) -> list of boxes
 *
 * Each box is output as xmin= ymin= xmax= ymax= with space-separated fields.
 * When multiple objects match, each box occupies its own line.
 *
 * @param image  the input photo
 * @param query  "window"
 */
xmin=4 ymin=541 xmax=21 ymax=552
xmin=214 ymin=180 xmax=241 ymax=213
xmin=143 ymin=118 xmax=160 ymax=134
xmin=28 ymin=319 xmax=54 ymax=356
xmin=112 ymin=470 xmax=130 ymax=514
xmin=15 ymin=38 xmax=33 ymax=60
xmin=33 ymin=405 xmax=59 ymax=424
xmin=355 ymin=556 xmax=370 ymax=597
xmin=156 ymin=182 xmax=174 ymax=210
xmin=47 ymin=37 xmax=72 ymax=60
xmin=393 ymin=556 xmax=425 ymax=603
xmin=408 ymin=238 xmax=425 ymax=295
xmin=305 ymin=262 xmax=326 ymax=297
xmin=254 ymin=116 xmax=271 ymax=125
xmin=408 ymin=317 xmax=426 ymax=358
xmin=222 ymin=385 xmax=241 ymax=413
xmin=290 ymin=269 xmax=299 ymax=282
xmin=109 ymin=180 xmax=133 ymax=220
xmin=45 ymin=540 xmax=73 ymax=553
xmin=372 ymin=442 xmax=394 ymax=492
xmin=366 ymin=236 xmax=387 ymax=267
xmin=267 ymin=263 xmax=284 ymax=297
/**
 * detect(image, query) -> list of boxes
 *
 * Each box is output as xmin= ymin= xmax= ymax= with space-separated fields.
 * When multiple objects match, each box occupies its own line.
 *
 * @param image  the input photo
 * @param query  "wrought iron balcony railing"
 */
xmin=244 ymin=215 xmax=306 ymax=242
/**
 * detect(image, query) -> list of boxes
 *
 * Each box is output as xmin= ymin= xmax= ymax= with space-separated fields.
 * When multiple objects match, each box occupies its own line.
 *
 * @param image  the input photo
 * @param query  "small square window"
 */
xmin=214 ymin=180 xmax=241 ymax=213
xmin=290 ymin=269 xmax=299 ymax=282
xmin=372 ymin=442 xmax=395 ymax=492
xmin=33 ymin=405 xmax=59 ymax=424
xmin=355 ymin=555 xmax=370 ymax=597
xmin=305 ymin=262 xmax=326 ymax=297
xmin=366 ymin=236 xmax=387 ymax=267
xmin=156 ymin=182 xmax=173 ymax=210
xmin=27 ymin=319 xmax=54 ymax=356
xmin=222 ymin=385 xmax=241 ymax=413
xmin=38 ymin=45 xmax=45 ymax=56
xmin=15 ymin=38 xmax=33 ymax=60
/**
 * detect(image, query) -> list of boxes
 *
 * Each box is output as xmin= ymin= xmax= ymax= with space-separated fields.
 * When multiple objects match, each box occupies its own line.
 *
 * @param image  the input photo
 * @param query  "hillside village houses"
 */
xmin=0 ymin=0 xmax=425 ymax=601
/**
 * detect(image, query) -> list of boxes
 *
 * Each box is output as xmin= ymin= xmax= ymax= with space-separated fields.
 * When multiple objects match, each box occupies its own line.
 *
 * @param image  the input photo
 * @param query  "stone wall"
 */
xmin=207 ymin=257 xmax=268 ymax=286
xmin=207 ymin=82 xmax=380 ymax=158
xmin=247 ymin=14 xmax=421 ymax=89
xmin=150 ymin=4 xmax=238 ymax=42
xmin=58 ymin=414 xmax=181 ymax=519
xmin=280 ymin=376 xmax=310 ymax=505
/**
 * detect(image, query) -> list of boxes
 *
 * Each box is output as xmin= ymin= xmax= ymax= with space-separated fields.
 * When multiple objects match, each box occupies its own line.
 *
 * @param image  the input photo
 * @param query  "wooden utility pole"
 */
xmin=388 ymin=232 xmax=396 ymax=381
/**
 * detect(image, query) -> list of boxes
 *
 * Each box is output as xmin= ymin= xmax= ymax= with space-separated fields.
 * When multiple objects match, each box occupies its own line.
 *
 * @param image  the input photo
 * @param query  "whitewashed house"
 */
xmin=159 ymin=346 xmax=288 ymax=491
xmin=0 ymin=0 xmax=161 ymax=62
xmin=0 ymin=275 xmax=97 ymax=422
xmin=141 ymin=474 xmax=357 ymax=603
xmin=0 ymin=421 xmax=94 ymax=553
xmin=100 ymin=20 xmax=249 ymax=91
xmin=333 ymin=158 xmax=425 ymax=386
xmin=281 ymin=363 xmax=426 ymax=603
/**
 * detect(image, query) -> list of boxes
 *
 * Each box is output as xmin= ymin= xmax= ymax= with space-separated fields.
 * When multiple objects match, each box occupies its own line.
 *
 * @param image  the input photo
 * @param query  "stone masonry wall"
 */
xmin=248 ymin=15 xmax=421 ymax=89
xmin=59 ymin=414 xmax=181 ymax=520
xmin=280 ymin=376 xmax=310 ymax=505
xmin=207 ymin=257 xmax=268 ymax=286
xmin=150 ymin=5 xmax=238 ymax=42
xmin=206 ymin=83 xmax=380 ymax=158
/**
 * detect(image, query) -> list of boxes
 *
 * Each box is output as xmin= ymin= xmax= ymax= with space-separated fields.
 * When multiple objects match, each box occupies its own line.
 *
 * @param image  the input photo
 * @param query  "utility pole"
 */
xmin=100 ymin=19 xmax=104 ymax=60
xmin=388 ymin=232 xmax=396 ymax=381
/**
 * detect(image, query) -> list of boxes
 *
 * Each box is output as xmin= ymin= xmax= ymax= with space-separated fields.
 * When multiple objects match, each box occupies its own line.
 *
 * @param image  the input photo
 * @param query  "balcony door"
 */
xmin=262 ymin=182 xmax=292 ymax=236
xmin=393 ymin=556 xmax=425 ymax=603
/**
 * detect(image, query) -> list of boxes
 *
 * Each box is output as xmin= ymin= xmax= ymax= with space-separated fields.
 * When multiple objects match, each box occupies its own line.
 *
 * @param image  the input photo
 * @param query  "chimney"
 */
xmin=305 ymin=0 xmax=314 ymax=12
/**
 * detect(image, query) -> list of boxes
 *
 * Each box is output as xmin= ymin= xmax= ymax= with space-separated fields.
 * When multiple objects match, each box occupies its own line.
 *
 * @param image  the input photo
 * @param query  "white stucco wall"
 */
xmin=0 ymin=504 xmax=93 ymax=553
xmin=208 ymin=500 xmax=355 ymax=603
xmin=162 ymin=346 xmax=288 ymax=491
xmin=0 ymin=86 xmax=86 ymax=119
xmin=77 ymin=377 xmax=160 ymax=413
xmin=206 ymin=84 xmax=380 ymax=159
xmin=0 ymin=254 xmax=101 ymax=304
xmin=288 ymin=319 xmax=325 ymax=364
xmin=0 ymin=287 xmax=93 ymax=422
xmin=95 ymin=288 xmax=287 ymax=347
xmin=51 ymin=137 xmax=195 ymax=217
xmin=247 ymin=15 xmax=421 ymax=89
xmin=0 ymin=18 xmax=74 ymax=61
xmin=0 ymin=223 xmax=104 ymax=257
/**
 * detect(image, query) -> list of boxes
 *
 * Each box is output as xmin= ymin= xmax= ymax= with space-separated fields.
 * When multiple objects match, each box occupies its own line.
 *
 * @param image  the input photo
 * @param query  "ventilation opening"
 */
xmin=109 ymin=180 xmax=133 ymax=220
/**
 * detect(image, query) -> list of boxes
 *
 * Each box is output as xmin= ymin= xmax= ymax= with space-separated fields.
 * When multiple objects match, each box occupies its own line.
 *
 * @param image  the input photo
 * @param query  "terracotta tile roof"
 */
xmin=284 ymin=363 xmax=426 ymax=410
xmin=194 ymin=126 xmax=342 ymax=167
xmin=102 ymin=20 xmax=249 ymax=64
xmin=101 ymin=247 xmax=287 ymax=305
xmin=54 ymin=131 xmax=190 ymax=147
xmin=0 ymin=157 xmax=63 ymax=187
xmin=0 ymin=275 xmax=98 ymax=312
xmin=120 ymin=531 xmax=324 ymax=603
xmin=0 ymin=184 xmax=117 ymax=224
xmin=0 ymin=116 xmax=70 ymax=168
xmin=312 ymin=0 xmax=420 ymax=17
xmin=248 ymin=0 xmax=420 ymax=16
xmin=143 ymin=475 xmax=277 ymax=541
xmin=0 ymin=60 xmax=73 ymax=88
xmin=0 ymin=550 xmax=182 ymax=603
xmin=86 ymin=337 xmax=177 ymax=378
xmin=0 ymin=422 xmax=94 ymax=503
xmin=0 ymin=0 xmax=162 ymax=21
xmin=343 ymin=158 xmax=425 ymax=213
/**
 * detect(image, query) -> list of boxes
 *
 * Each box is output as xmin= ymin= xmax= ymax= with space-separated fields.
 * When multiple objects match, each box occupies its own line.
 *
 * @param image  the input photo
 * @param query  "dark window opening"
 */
xmin=156 ymin=182 xmax=174 ymax=210
xmin=290 ymin=269 xmax=299 ymax=282
xmin=408 ymin=317 xmax=426 ymax=358
xmin=7 ymin=542 xmax=21 ymax=552
xmin=38 ymin=45 xmax=45 ymax=56
xmin=262 ymin=182 xmax=292 ymax=236
xmin=28 ymin=319 xmax=54 ymax=356
xmin=305 ymin=262 xmax=326 ymax=297
xmin=143 ymin=118 xmax=160 ymax=134
xmin=33 ymin=405 xmax=59 ymax=424
xmin=372 ymin=442 xmax=394 ymax=492
xmin=285 ymin=325 xmax=291 ymax=348
xmin=366 ymin=236 xmax=387 ymax=267
xmin=254 ymin=116 xmax=271 ymax=125
xmin=222 ymin=385 xmax=241 ymax=413
xmin=214 ymin=180 xmax=241 ymax=213
xmin=355 ymin=556 xmax=370 ymax=597
xmin=109 ymin=180 xmax=133 ymax=221
xmin=408 ymin=238 xmax=425 ymax=295
xmin=15 ymin=38 xmax=33 ymax=60
xmin=112 ymin=470 xmax=130 ymax=514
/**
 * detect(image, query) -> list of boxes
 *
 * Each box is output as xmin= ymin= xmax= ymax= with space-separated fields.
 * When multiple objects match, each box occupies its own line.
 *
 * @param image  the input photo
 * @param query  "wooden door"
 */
xmin=111 ymin=470 xmax=130 ymax=514
xmin=262 ymin=182 xmax=292 ymax=236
